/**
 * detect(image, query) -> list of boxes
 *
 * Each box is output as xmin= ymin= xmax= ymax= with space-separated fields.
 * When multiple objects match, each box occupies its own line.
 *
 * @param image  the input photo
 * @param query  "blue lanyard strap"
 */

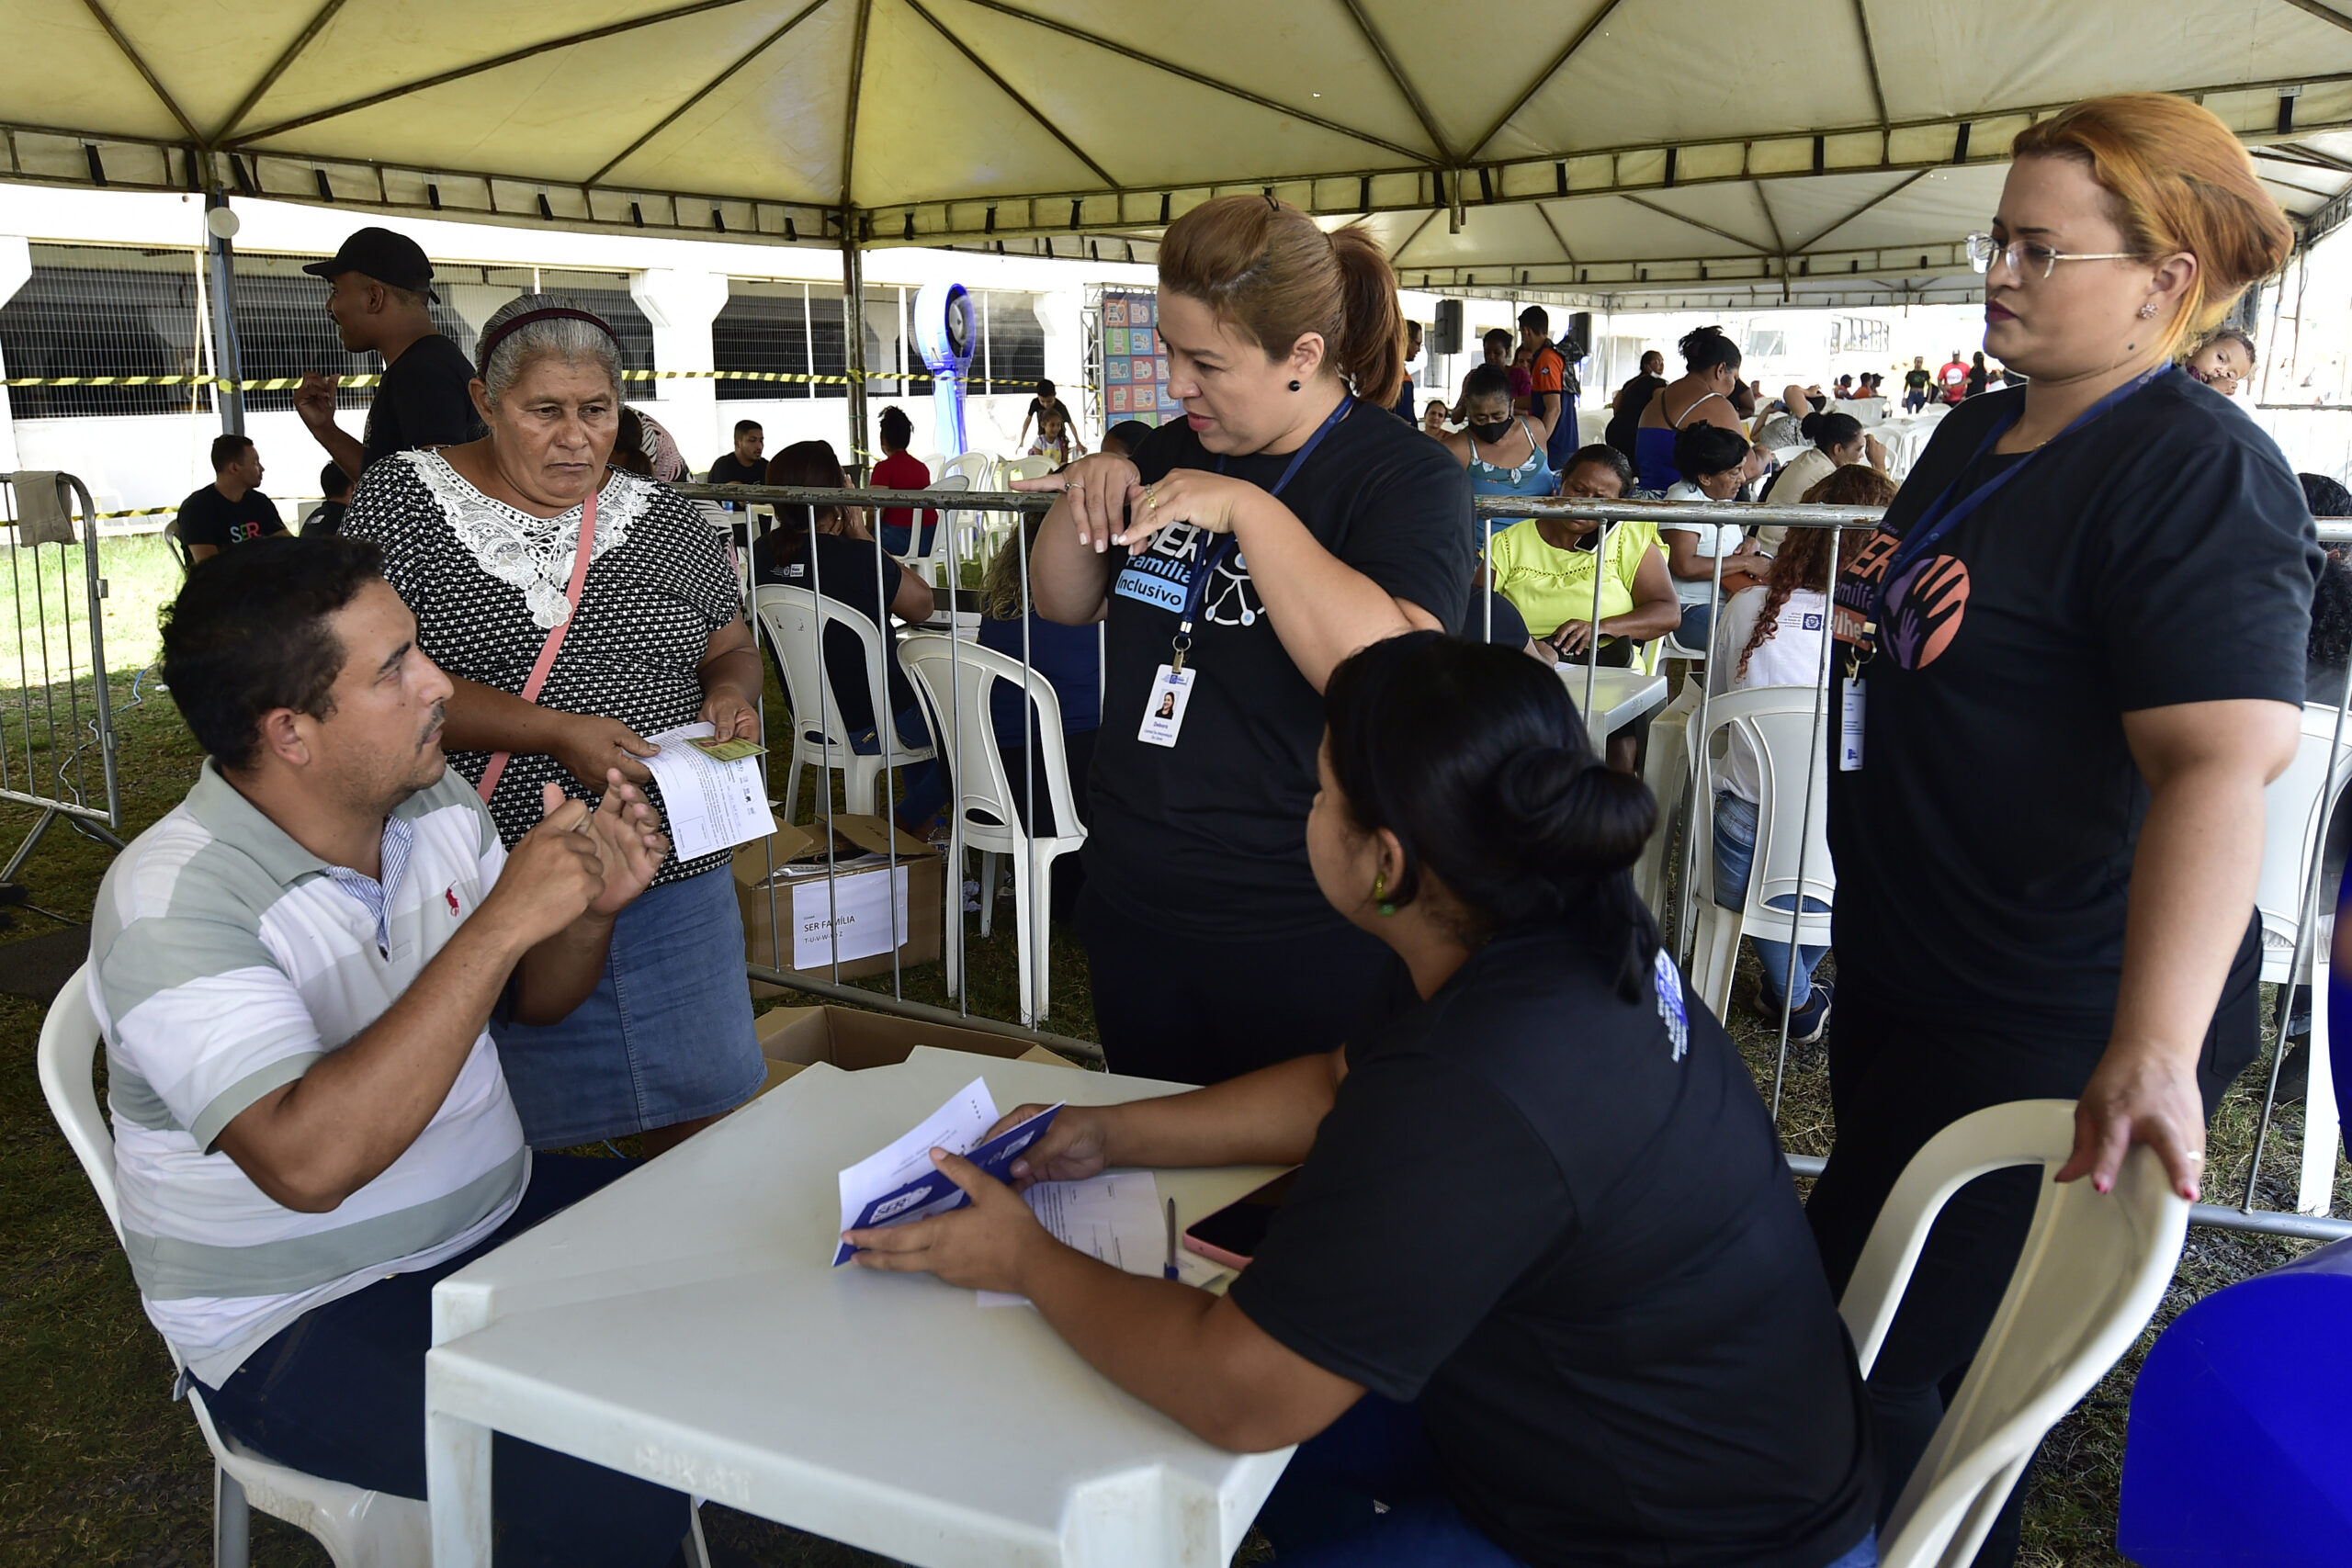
xmin=1172 ymin=394 xmax=1353 ymax=649
xmin=1865 ymin=365 xmax=2177 ymax=636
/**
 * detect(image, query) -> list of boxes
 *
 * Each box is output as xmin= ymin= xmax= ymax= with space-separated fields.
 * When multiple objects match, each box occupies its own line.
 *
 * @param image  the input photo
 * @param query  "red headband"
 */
xmin=475 ymin=307 xmax=619 ymax=378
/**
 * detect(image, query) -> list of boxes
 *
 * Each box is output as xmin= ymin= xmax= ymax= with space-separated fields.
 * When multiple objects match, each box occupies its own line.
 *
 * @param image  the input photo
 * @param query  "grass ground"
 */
xmin=0 ymin=536 xmax=2342 ymax=1565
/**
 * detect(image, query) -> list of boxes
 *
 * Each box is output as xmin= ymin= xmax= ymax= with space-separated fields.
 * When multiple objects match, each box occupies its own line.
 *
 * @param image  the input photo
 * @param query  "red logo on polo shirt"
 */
xmin=445 ymin=886 xmax=461 ymax=918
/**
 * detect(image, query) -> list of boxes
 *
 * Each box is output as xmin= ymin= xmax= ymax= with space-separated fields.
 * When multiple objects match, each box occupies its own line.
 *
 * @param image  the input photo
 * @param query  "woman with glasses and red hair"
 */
xmin=1810 ymin=95 xmax=2320 ymax=1564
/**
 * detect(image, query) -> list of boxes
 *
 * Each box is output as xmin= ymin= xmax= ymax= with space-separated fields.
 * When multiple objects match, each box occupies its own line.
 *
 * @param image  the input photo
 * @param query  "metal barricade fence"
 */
xmin=0 ymin=471 xmax=123 ymax=880
xmin=685 ymin=480 xmax=2352 ymax=1241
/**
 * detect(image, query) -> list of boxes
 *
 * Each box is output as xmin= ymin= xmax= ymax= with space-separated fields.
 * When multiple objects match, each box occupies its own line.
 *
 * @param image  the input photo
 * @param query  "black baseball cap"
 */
xmin=301 ymin=227 xmax=438 ymax=300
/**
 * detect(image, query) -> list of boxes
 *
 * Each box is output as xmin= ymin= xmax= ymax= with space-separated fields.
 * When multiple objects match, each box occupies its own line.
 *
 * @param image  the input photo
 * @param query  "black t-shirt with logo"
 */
xmin=1093 ymin=406 xmax=1473 ymax=936
xmin=175 ymin=486 xmax=286 ymax=551
xmin=1828 ymin=372 xmax=2319 ymax=1033
xmin=1230 ymin=925 xmax=1877 ymax=1568
xmin=362 ymin=333 xmax=485 ymax=470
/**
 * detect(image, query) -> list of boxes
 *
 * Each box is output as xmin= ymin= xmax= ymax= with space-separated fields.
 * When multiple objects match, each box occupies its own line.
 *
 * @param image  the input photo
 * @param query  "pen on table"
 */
xmin=1164 ymin=1197 xmax=1180 ymax=1280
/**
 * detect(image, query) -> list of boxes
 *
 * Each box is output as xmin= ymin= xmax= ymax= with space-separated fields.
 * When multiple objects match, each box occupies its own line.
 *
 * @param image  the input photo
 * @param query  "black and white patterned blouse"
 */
xmin=345 ymin=449 xmax=744 ymax=886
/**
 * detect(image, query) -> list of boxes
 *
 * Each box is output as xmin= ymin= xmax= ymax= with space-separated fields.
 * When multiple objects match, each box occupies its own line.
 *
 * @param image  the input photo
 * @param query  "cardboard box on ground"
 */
xmin=752 ymin=1005 xmax=1079 ymax=1099
xmin=734 ymin=816 xmax=943 ymax=996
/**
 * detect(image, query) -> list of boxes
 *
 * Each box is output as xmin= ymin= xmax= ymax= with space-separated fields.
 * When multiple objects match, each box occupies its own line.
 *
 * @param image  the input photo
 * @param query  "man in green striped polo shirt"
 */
xmin=89 ymin=536 xmax=692 ymax=1565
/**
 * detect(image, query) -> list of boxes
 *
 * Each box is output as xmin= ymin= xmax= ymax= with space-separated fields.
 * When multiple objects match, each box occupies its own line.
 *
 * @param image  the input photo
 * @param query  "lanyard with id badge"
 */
xmin=1136 ymin=396 xmax=1353 ymax=748
xmin=1828 ymin=365 xmax=2176 ymax=772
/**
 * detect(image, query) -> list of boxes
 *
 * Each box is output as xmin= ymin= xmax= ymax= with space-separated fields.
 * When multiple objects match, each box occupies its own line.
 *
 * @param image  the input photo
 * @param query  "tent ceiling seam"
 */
xmin=1849 ymin=0 xmax=1890 ymax=127
xmin=1794 ymin=167 xmax=1931 ymax=251
xmin=233 ymin=0 xmax=760 ymax=145
xmin=216 ymin=0 xmax=350 ymax=144
xmin=900 ymin=0 xmax=1121 ymax=192
xmin=1617 ymin=194 xmax=1772 ymax=254
xmin=953 ymin=0 xmax=1431 ymax=167
xmin=585 ymin=0 xmax=835 ymax=188
xmin=1332 ymin=0 xmax=1452 ymax=164
xmin=840 ymin=0 xmax=874 ymax=210
xmin=1534 ymin=204 xmax=1578 ymax=265
xmin=1468 ymin=0 xmax=1628 ymax=162
xmin=75 ymin=0 xmax=201 ymax=147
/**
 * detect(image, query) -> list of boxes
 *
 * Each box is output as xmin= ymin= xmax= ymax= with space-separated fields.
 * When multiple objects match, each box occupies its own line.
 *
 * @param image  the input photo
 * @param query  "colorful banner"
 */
xmin=1102 ymin=289 xmax=1180 ymax=423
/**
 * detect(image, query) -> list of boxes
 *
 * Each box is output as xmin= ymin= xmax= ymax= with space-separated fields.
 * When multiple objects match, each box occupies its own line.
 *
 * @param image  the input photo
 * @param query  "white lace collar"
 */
xmin=400 ymin=449 xmax=654 ymax=629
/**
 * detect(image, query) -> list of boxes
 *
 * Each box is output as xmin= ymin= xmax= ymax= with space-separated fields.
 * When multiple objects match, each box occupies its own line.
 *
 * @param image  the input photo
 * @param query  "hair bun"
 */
xmin=1496 ymin=748 xmax=1657 ymax=876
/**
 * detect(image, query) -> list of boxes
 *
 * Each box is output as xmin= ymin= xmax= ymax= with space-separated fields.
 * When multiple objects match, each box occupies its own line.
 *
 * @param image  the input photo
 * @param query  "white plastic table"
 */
xmin=1561 ymin=664 xmax=1670 ymax=749
xmin=425 ymin=1047 xmax=1291 ymax=1568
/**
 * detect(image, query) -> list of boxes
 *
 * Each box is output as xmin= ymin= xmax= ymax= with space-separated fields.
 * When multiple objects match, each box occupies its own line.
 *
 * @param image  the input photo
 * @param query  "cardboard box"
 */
xmin=734 ymin=816 xmax=943 ymax=995
xmin=752 ymin=1004 xmax=1079 ymax=1098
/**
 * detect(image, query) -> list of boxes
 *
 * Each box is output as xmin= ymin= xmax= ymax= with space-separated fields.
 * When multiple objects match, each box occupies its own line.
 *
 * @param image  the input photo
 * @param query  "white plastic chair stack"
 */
xmin=2254 ymin=703 xmax=2352 ymax=1214
xmin=940 ymin=452 xmax=999 ymax=570
xmin=1839 ymin=1100 xmax=2189 ymax=1568
xmin=36 ymin=962 xmax=432 ymax=1568
xmin=752 ymin=585 xmax=935 ymax=820
xmin=897 ymin=633 xmax=1086 ymax=1027
xmin=1687 ymin=684 xmax=1835 ymax=1018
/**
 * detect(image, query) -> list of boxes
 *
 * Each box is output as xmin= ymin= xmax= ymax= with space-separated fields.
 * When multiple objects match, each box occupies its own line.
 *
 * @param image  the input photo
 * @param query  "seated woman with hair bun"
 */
xmin=842 ymin=632 xmax=1880 ymax=1568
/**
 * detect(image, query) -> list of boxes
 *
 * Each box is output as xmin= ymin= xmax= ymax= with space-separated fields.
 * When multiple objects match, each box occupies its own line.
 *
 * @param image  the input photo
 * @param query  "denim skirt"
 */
xmin=491 ymin=865 xmax=764 ymax=1148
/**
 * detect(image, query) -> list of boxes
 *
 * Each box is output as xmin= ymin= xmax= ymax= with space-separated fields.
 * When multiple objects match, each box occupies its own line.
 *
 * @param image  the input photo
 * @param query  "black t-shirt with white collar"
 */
xmin=1230 ymin=926 xmax=1876 ymax=1568
xmin=1089 ymin=405 xmax=1473 ymax=937
xmin=1828 ymin=371 xmax=2320 ymax=1032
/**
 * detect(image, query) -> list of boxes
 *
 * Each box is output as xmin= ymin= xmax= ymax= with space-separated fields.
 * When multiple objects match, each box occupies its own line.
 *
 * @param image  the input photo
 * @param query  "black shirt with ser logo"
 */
xmin=1828 ymin=373 xmax=2320 ymax=1032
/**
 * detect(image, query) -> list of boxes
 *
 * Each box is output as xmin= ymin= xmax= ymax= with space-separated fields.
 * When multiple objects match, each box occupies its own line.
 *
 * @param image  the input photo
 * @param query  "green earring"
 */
xmin=1372 ymin=869 xmax=1396 ymax=917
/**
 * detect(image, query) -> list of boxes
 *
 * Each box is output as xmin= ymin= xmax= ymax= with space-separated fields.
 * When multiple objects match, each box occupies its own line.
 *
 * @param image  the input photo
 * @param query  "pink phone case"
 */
xmin=1182 ymin=1233 xmax=1253 ymax=1271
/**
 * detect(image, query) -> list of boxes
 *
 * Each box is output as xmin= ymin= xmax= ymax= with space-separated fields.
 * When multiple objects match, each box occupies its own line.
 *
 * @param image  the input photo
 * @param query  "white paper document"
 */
xmin=978 ymin=1171 xmax=1165 ymax=1308
xmin=640 ymin=721 xmax=772 ymax=861
xmin=835 ymin=1076 xmax=1001 ymax=1255
xmin=792 ymin=864 xmax=911 ymax=968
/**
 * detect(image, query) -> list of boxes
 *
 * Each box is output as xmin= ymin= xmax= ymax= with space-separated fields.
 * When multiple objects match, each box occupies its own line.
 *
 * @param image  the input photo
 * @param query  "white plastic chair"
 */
xmin=1839 ymin=1100 xmax=2189 ymax=1568
xmin=2255 ymin=702 xmax=2352 ymax=1213
xmin=897 ymin=472 xmax=968 ymax=585
xmin=897 ymin=633 xmax=1086 ymax=1026
xmin=1001 ymin=454 xmax=1057 ymax=483
xmin=1687 ymin=684 xmax=1834 ymax=1018
xmin=1634 ymin=681 xmax=1702 ymax=919
xmin=36 ymin=962 xmax=431 ymax=1568
xmin=752 ymin=584 xmax=935 ymax=821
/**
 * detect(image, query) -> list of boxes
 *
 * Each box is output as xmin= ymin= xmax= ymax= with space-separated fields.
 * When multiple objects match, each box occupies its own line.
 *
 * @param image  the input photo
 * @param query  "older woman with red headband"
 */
xmin=343 ymin=295 xmax=764 ymax=1156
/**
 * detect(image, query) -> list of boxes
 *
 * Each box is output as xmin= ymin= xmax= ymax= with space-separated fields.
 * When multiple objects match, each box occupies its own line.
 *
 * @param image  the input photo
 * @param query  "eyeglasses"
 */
xmin=1965 ymin=232 xmax=2137 ymax=281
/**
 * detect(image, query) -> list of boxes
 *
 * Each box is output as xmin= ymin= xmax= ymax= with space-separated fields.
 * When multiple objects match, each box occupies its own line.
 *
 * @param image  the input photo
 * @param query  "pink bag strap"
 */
xmin=477 ymin=487 xmax=598 ymax=804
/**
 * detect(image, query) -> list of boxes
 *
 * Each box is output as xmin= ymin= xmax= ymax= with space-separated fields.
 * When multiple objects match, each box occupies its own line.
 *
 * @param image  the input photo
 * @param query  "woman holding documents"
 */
xmin=345 ymin=295 xmax=764 ymax=1154
xmin=1026 ymin=194 xmax=1474 ymax=1084
xmin=846 ymin=635 xmax=1878 ymax=1568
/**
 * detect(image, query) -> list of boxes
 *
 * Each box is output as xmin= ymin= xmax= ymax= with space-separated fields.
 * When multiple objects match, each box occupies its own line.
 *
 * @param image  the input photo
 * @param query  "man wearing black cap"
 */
xmin=292 ymin=228 xmax=482 ymax=483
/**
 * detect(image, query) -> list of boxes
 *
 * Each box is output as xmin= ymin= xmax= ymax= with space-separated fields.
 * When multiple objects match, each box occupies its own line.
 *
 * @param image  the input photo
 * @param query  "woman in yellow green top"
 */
xmin=1484 ymin=445 xmax=1680 ymax=768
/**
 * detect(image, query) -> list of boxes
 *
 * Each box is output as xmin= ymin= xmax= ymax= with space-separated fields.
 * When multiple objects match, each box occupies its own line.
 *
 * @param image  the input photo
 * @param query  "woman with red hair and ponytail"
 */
xmin=1025 ymin=196 xmax=1474 ymax=1083
xmin=1812 ymin=94 xmax=2320 ymax=1564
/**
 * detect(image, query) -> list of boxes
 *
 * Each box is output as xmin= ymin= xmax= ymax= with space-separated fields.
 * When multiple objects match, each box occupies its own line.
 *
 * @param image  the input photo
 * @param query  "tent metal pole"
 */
xmin=840 ymin=210 xmax=869 ymax=481
xmin=203 ymin=187 xmax=245 ymax=436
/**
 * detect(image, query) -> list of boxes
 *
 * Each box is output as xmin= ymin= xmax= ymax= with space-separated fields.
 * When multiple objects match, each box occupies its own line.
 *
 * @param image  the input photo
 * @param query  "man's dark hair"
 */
xmin=878 ymin=405 xmax=913 ymax=449
xmin=1518 ymin=305 xmax=1550 ymax=334
xmin=209 ymin=434 xmax=254 ymax=473
xmin=320 ymin=461 xmax=354 ymax=500
xmin=733 ymin=419 xmax=763 ymax=437
xmin=2301 ymin=472 xmax=2352 ymax=519
xmin=161 ymin=536 xmax=386 ymax=771
xmin=1035 ymin=378 xmax=1056 ymax=398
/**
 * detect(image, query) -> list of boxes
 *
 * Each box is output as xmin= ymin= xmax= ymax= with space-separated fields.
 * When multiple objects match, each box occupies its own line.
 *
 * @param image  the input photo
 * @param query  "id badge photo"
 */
xmin=1138 ymin=664 xmax=1196 ymax=748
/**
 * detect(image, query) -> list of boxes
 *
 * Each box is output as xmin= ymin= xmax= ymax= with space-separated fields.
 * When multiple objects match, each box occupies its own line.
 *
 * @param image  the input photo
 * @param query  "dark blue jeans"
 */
xmin=1257 ymin=1396 xmax=1880 ymax=1568
xmin=194 ymin=1155 xmax=687 ymax=1568
xmin=1253 ymin=1396 xmax=1527 ymax=1566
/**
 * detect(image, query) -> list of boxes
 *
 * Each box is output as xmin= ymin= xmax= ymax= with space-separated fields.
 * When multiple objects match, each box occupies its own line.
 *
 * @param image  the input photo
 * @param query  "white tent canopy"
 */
xmin=7 ymin=0 xmax=2352 ymax=297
